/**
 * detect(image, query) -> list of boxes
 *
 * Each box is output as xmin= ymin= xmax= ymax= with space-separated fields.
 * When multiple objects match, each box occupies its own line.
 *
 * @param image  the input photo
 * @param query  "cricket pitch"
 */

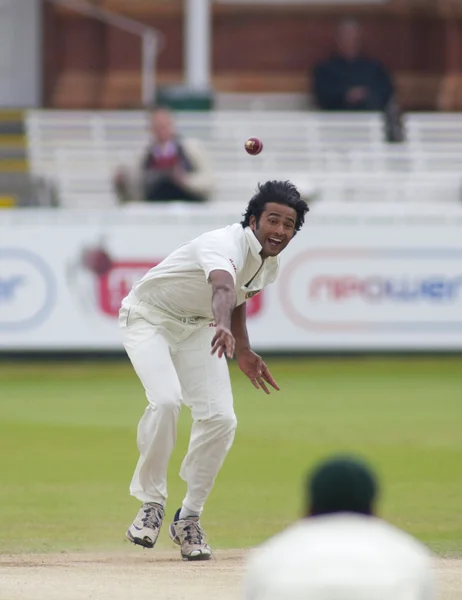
xmin=1 ymin=551 xmax=461 ymax=600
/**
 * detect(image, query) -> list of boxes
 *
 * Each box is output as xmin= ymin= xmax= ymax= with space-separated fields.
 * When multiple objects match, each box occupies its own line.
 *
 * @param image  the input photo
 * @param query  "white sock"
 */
xmin=179 ymin=505 xmax=200 ymax=520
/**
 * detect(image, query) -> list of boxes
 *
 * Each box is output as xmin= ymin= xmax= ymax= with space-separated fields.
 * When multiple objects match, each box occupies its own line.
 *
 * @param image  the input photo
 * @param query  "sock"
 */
xmin=179 ymin=504 xmax=200 ymax=520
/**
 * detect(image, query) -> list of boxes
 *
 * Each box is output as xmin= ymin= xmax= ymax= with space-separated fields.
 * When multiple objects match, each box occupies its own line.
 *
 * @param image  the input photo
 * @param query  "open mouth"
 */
xmin=267 ymin=238 xmax=283 ymax=250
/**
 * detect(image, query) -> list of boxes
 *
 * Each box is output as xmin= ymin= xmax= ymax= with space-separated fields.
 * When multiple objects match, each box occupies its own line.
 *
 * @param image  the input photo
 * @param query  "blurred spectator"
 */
xmin=243 ymin=455 xmax=436 ymax=600
xmin=114 ymin=107 xmax=214 ymax=203
xmin=313 ymin=19 xmax=394 ymax=112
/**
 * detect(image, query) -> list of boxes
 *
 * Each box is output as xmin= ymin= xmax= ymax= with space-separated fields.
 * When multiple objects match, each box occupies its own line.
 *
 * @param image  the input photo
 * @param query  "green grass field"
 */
xmin=1 ymin=357 xmax=461 ymax=556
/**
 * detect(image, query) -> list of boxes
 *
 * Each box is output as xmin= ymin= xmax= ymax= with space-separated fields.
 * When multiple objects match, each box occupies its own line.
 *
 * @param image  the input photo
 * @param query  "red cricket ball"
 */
xmin=82 ymin=247 xmax=113 ymax=276
xmin=244 ymin=137 xmax=263 ymax=156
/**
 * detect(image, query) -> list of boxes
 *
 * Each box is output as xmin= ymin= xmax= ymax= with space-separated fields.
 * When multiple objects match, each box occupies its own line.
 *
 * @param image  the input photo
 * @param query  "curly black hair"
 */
xmin=240 ymin=180 xmax=309 ymax=234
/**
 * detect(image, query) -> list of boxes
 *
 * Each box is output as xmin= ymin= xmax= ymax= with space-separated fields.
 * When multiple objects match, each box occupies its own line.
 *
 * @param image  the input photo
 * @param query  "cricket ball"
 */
xmin=82 ymin=247 xmax=113 ymax=276
xmin=245 ymin=137 xmax=263 ymax=156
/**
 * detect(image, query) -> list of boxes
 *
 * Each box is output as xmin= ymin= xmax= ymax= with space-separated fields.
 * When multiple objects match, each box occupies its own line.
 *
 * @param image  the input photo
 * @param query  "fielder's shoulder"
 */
xmin=375 ymin=518 xmax=435 ymax=558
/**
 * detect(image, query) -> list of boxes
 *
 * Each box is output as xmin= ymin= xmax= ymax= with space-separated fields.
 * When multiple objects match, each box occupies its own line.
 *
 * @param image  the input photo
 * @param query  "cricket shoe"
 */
xmin=126 ymin=502 xmax=164 ymax=549
xmin=169 ymin=508 xmax=212 ymax=561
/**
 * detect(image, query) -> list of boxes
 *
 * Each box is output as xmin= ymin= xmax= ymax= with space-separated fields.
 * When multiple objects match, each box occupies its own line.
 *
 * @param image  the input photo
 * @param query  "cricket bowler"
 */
xmin=243 ymin=456 xmax=437 ymax=599
xmin=119 ymin=180 xmax=309 ymax=560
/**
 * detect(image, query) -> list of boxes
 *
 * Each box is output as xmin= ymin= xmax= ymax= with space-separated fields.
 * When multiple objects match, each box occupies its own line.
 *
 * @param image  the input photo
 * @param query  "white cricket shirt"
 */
xmin=243 ymin=514 xmax=436 ymax=600
xmin=132 ymin=224 xmax=279 ymax=320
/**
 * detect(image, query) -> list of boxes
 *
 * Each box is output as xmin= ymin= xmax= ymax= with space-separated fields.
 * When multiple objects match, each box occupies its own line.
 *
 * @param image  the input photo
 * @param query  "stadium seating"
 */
xmin=25 ymin=110 xmax=462 ymax=208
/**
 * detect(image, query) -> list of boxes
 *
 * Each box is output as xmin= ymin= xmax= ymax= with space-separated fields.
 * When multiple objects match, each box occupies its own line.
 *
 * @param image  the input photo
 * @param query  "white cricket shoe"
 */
xmin=126 ymin=502 xmax=164 ymax=549
xmin=169 ymin=508 xmax=212 ymax=561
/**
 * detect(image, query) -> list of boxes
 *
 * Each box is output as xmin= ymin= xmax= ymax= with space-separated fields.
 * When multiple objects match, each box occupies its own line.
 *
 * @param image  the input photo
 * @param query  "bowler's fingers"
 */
xmin=249 ymin=373 xmax=270 ymax=394
xmin=211 ymin=338 xmax=221 ymax=356
xmin=211 ymin=338 xmax=225 ymax=357
xmin=211 ymin=333 xmax=234 ymax=359
xmin=225 ymin=334 xmax=235 ymax=359
xmin=256 ymin=377 xmax=270 ymax=394
xmin=261 ymin=365 xmax=280 ymax=391
xmin=249 ymin=377 xmax=260 ymax=390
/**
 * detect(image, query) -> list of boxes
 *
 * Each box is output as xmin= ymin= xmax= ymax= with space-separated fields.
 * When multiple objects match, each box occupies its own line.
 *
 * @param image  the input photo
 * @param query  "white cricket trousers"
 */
xmin=119 ymin=293 xmax=237 ymax=515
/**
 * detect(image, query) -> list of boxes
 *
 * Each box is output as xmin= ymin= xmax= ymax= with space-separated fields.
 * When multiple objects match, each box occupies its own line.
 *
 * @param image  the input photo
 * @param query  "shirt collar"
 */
xmin=244 ymin=226 xmax=263 ymax=261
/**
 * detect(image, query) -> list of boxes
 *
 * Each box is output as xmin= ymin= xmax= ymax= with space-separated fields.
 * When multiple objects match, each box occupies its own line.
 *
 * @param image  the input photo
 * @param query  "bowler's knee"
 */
xmin=212 ymin=412 xmax=237 ymax=435
xmin=146 ymin=391 xmax=181 ymax=416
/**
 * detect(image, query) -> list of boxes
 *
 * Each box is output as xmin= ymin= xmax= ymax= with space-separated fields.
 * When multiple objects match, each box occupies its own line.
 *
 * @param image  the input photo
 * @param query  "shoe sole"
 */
xmin=181 ymin=552 xmax=212 ymax=561
xmin=126 ymin=529 xmax=155 ymax=549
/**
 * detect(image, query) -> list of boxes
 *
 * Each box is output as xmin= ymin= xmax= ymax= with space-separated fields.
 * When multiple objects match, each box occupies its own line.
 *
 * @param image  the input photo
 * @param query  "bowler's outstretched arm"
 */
xmin=231 ymin=302 xmax=279 ymax=394
xmin=231 ymin=302 xmax=251 ymax=356
xmin=209 ymin=270 xmax=237 ymax=358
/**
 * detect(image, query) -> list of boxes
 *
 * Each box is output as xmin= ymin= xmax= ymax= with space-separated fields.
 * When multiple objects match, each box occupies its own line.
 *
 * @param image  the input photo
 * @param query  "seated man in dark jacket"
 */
xmin=313 ymin=18 xmax=394 ymax=111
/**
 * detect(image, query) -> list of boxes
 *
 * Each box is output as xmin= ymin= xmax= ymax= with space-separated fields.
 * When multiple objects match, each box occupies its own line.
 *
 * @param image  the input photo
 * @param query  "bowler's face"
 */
xmin=250 ymin=202 xmax=297 ymax=258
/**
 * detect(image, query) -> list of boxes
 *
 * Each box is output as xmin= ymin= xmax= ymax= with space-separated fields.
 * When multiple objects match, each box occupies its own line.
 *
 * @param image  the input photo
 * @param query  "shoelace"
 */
xmin=182 ymin=520 xmax=205 ymax=545
xmin=142 ymin=505 xmax=163 ymax=530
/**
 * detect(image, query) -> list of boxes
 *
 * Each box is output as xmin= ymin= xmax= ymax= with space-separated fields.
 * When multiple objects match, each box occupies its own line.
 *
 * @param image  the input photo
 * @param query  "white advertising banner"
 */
xmin=1 ymin=204 xmax=462 ymax=351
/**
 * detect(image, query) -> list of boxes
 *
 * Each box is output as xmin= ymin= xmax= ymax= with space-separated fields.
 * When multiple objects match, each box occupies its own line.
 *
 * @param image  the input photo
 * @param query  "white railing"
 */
xmin=25 ymin=110 xmax=462 ymax=208
xmin=46 ymin=0 xmax=164 ymax=106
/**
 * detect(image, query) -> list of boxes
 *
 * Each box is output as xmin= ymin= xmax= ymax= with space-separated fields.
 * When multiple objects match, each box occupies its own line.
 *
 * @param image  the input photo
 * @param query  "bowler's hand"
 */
xmin=237 ymin=349 xmax=280 ymax=395
xmin=211 ymin=325 xmax=235 ymax=359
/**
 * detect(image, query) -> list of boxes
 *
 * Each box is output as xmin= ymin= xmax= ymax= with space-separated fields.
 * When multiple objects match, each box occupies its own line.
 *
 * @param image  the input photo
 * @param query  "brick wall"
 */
xmin=42 ymin=1 xmax=460 ymax=109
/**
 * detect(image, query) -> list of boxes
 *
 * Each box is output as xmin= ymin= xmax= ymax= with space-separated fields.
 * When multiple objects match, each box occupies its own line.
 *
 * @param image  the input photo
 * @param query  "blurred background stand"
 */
xmin=46 ymin=0 xmax=163 ymax=109
xmin=155 ymin=85 xmax=214 ymax=111
xmin=155 ymin=0 xmax=213 ymax=110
